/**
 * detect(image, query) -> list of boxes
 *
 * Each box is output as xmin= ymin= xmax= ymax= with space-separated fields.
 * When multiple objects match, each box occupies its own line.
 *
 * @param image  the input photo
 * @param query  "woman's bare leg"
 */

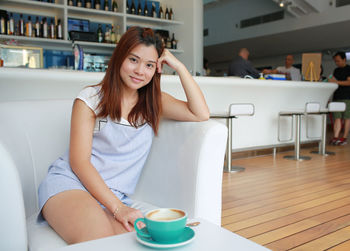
xmin=42 ymin=190 xmax=127 ymax=244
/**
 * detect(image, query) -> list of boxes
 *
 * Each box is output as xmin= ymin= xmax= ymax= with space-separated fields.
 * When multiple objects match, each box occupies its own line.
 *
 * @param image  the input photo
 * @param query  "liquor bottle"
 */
xmin=169 ymin=7 xmax=173 ymax=20
xmin=144 ymin=2 xmax=149 ymax=16
xmin=42 ymin=17 xmax=48 ymax=38
xmin=137 ymin=2 xmax=142 ymax=15
xmin=116 ymin=24 xmax=121 ymax=43
xmin=86 ymin=0 xmax=92 ymax=8
xmin=171 ymin=33 xmax=177 ymax=49
xmin=104 ymin=0 xmax=109 ymax=11
xmin=77 ymin=0 xmax=82 ymax=7
xmin=151 ymin=3 xmax=156 ymax=18
xmin=97 ymin=24 xmax=103 ymax=43
xmin=19 ymin=14 xmax=25 ymax=36
xmin=0 ymin=15 xmax=5 ymax=35
xmin=166 ymin=35 xmax=171 ymax=49
xmin=56 ymin=19 xmax=63 ymax=39
xmin=50 ymin=18 xmax=55 ymax=38
xmin=165 ymin=7 xmax=169 ymax=20
xmin=8 ymin=13 xmax=15 ymax=35
xmin=95 ymin=0 xmax=101 ymax=10
xmin=35 ymin=17 xmax=40 ymax=37
xmin=131 ymin=1 xmax=136 ymax=14
xmin=112 ymin=0 xmax=118 ymax=12
xmin=104 ymin=25 xmax=110 ymax=43
xmin=68 ymin=0 xmax=73 ymax=6
xmin=26 ymin=16 xmax=32 ymax=37
xmin=159 ymin=5 xmax=164 ymax=19
xmin=110 ymin=25 xmax=116 ymax=44
xmin=126 ymin=0 xmax=129 ymax=13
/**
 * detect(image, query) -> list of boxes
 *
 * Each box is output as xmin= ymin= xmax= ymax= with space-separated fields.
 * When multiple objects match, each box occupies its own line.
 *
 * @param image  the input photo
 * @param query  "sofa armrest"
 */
xmin=0 ymin=142 xmax=28 ymax=250
xmin=132 ymin=119 xmax=227 ymax=225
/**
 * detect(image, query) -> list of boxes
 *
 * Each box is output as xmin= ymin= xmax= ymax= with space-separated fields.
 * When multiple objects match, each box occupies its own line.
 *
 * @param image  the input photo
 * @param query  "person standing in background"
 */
xmin=228 ymin=48 xmax=260 ymax=78
xmin=263 ymin=54 xmax=301 ymax=81
xmin=329 ymin=51 xmax=350 ymax=146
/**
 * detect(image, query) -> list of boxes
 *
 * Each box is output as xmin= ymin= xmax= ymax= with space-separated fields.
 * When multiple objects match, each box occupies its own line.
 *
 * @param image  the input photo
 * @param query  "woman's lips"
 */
xmin=130 ymin=76 xmax=143 ymax=83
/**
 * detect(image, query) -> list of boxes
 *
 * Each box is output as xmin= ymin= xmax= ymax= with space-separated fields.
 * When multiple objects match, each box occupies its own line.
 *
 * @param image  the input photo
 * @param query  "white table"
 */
xmin=54 ymin=218 xmax=270 ymax=251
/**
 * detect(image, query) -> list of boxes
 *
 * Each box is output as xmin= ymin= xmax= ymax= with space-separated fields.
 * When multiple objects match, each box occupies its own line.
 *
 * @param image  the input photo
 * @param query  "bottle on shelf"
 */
xmin=104 ymin=25 xmax=110 ymax=43
xmin=56 ymin=19 xmax=63 ymax=39
xmin=104 ymin=0 xmax=109 ymax=11
xmin=50 ymin=18 xmax=55 ymax=39
xmin=7 ymin=13 xmax=15 ymax=35
xmin=169 ymin=7 xmax=174 ymax=20
xmin=112 ymin=0 xmax=118 ymax=12
xmin=116 ymin=24 xmax=121 ymax=43
xmin=35 ymin=16 xmax=40 ymax=37
xmin=165 ymin=7 xmax=169 ymax=20
xmin=137 ymin=2 xmax=142 ymax=15
xmin=19 ymin=14 xmax=25 ymax=36
xmin=42 ymin=17 xmax=48 ymax=38
xmin=86 ymin=0 xmax=92 ymax=8
xmin=159 ymin=5 xmax=164 ymax=19
xmin=97 ymin=24 xmax=103 ymax=43
xmin=171 ymin=33 xmax=177 ymax=49
xmin=144 ymin=1 xmax=149 ymax=16
xmin=126 ymin=0 xmax=129 ymax=13
xmin=77 ymin=0 xmax=82 ymax=7
xmin=110 ymin=25 xmax=116 ymax=44
xmin=68 ymin=0 xmax=73 ymax=6
xmin=26 ymin=16 xmax=32 ymax=37
xmin=131 ymin=0 xmax=136 ymax=14
xmin=95 ymin=0 xmax=101 ymax=10
xmin=166 ymin=35 xmax=171 ymax=49
xmin=0 ymin=15 xmax=6 ymax=35
xmin=151 ymin=3 xmax=156 ymax=18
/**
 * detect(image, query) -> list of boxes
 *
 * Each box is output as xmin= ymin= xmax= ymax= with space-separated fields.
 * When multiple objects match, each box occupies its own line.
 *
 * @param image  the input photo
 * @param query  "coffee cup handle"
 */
xmin=134 ymin=218 xmax=151 ymax=238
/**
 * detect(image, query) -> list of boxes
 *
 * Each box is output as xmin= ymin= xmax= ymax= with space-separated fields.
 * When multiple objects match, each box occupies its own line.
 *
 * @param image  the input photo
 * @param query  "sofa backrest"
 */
xmin=0 ymin=99 xmax=73 ymax=218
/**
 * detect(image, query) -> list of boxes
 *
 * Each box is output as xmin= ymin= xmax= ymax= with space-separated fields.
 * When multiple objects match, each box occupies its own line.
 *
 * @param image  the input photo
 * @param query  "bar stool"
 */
xmin=211 ymin=103 xmax=255 ymax=172
xmin=278 ymin=102 xmax=320 ymax=161
xmin=310 ymin=102 xmax=346 ymax=156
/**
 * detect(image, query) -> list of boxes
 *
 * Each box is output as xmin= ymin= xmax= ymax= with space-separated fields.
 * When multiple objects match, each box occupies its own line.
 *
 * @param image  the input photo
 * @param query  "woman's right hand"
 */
xmin=113 ymin=205 xmax=144 ymax=232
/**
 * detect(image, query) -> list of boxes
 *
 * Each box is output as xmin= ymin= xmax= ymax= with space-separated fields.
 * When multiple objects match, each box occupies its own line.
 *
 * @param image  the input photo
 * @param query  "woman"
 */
xmin=38 ymin=26 xmax=209 ymax=244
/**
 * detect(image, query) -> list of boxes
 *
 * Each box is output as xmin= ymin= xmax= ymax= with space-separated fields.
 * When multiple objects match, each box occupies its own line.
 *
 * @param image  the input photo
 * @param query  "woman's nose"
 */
xmin=134 ymin=63 xmax=144 ymax=75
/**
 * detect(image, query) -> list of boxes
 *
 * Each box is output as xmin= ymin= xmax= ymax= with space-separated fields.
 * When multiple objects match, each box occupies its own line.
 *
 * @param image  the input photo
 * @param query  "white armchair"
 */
xmin=0 ymin=99 xmax=227 ymax=251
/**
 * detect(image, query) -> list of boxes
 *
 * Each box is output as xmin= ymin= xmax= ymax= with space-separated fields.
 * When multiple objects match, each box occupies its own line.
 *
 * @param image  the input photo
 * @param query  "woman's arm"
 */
xmin=157 ymin=49 xmax=210 ymax=121
xmin=329 ymin=76 xmax=350 ymax=86
xmin=69 ymin=99 xmax=142 ymax=231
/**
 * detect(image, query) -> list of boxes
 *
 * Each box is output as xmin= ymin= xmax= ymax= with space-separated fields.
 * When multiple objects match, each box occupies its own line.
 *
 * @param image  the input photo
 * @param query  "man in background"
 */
xmin=263 ymin=54 xmax=301 ymax=81
xmin=329 ymin=51 xmax=350 ymax=146
xmin=228 ymin=48 xmax=260 ymax=78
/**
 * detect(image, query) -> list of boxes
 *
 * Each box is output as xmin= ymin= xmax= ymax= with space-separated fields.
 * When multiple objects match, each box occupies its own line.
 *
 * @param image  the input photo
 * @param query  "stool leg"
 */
xmin=284 ymin=114 xmax=311 ymax=161
xmin=224 ymin=117 xmax=245 ymax=172
xmin=311 ymin=113 xmax=335 ymax=156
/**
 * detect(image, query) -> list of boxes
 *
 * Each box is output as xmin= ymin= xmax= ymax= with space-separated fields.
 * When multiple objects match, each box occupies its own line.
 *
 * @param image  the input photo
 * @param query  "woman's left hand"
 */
xmin=157 ymin=49 xmax=183 ymax=73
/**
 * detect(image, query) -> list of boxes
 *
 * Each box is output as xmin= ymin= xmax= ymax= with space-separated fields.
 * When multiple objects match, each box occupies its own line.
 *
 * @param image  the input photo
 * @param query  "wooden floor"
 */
xmin=222 ymin=142 xmax=350 ymax=251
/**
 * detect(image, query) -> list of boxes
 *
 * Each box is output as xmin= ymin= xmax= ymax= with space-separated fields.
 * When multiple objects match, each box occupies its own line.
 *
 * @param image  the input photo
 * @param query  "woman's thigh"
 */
xmin=42 ymin=189 xmax=118 ymax=244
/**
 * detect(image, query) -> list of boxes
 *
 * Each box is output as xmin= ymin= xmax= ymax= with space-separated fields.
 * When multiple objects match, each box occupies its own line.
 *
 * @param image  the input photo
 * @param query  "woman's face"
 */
xmin=120 ymin=44 xmax=158 ymax=92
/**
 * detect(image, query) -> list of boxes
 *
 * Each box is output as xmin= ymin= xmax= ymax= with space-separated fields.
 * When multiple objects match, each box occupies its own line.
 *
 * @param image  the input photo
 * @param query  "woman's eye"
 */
xmin=146 ymin=63 xmax=154 ymax=69
xmin=129 ymin=57 xmax=137 ymax=63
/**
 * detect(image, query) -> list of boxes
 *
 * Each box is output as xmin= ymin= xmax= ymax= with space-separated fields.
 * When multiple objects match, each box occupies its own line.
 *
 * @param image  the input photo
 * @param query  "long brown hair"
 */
xmin=95 ymin=26 xmax=164 ymax=134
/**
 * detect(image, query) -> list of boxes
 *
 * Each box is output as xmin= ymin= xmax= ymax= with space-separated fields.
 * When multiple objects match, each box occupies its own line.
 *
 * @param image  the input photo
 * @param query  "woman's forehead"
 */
xmin=129 ymin=44 xmax=158 ymax=62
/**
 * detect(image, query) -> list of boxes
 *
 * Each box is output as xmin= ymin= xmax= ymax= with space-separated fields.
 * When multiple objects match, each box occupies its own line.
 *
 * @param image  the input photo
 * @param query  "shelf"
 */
xmin=0 ymin=34 xmax=70 ymax=46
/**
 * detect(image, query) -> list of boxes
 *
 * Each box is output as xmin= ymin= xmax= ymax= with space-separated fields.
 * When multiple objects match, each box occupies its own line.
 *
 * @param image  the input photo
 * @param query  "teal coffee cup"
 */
xmin=134 ymin=208 xmax=187 ymax=243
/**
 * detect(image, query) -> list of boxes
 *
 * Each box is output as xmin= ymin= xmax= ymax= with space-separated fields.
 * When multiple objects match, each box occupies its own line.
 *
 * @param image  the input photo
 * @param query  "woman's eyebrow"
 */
xmin=130 ymin=53 xmax=157 ymax=64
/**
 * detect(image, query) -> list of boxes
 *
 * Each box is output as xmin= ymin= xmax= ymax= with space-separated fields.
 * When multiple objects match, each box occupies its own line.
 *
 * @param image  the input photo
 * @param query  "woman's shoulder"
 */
xmin=76 ymin=85 xmax=102 ymax=115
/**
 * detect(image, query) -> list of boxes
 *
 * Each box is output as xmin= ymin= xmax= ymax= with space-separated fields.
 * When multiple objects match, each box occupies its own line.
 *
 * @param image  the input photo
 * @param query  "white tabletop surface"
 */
xmin=54 ymin=218 xmax=270 ymax=251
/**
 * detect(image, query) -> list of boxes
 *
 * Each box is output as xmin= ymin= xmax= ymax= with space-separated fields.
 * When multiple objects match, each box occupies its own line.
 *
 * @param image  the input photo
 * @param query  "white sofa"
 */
xmin=0 ymin=99 xmax=227 ymax=251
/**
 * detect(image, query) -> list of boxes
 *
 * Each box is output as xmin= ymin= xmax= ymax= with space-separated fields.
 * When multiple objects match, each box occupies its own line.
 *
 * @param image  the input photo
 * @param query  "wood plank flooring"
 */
xmin=222 ymin=142 xmax=350 ymax=251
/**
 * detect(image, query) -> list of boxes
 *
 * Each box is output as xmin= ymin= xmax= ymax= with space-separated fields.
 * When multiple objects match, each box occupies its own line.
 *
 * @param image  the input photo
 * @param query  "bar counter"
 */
xmin=0 ymin=68 xmax=338 ymax=151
